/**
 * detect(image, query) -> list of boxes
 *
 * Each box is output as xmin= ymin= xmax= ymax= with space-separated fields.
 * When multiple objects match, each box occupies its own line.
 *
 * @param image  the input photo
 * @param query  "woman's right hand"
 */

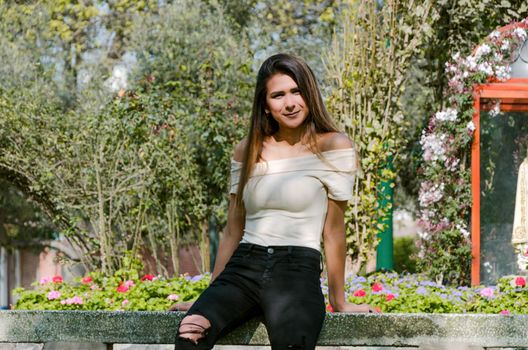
xmin=169 ymin=301 xmax=194 ymax=312
xmin=338 ymin=303 xmax=380 ymax=313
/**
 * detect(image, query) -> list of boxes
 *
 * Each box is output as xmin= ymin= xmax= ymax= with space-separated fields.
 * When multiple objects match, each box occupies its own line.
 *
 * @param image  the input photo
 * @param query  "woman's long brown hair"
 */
xmin=236 ymin=53 xmax=339 ymax=206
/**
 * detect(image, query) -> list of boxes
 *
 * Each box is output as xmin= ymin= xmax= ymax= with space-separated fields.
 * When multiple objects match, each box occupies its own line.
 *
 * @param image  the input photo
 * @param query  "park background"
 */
xmin=1 ymin=0 xmax=528 ymax=313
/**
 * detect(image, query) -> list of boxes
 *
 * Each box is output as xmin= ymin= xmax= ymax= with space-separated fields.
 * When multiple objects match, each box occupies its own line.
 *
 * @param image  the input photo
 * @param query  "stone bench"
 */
xmin=1 ymin=310 xmax=528 ymax=349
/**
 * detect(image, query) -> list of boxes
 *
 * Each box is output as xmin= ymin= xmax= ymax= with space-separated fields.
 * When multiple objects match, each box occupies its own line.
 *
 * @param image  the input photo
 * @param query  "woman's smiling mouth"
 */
xmin=284 ymin=111 xmax=300 ymax=118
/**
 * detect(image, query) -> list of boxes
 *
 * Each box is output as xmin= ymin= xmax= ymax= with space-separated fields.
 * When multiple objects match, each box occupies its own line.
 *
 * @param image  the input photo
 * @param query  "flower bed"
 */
xmin=13 ymin=270 xmax=528 ymax=314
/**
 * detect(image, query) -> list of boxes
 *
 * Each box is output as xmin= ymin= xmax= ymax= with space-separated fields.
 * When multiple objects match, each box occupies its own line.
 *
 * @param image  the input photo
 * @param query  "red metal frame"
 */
xmin=471 ymin=78 xmax=528 ymax=285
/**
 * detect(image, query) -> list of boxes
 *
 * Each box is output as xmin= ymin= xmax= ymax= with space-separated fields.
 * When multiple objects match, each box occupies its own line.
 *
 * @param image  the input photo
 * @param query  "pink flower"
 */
xmin=117 ymin=283 xmax=129 ymax=293
xmin=81 ymin=276 xmax=93 ymax=284
xmin=480 ymin=287 xmax=494 ymax=298
xmin=124 ymin=280 xmax=135 ymax=288
xmin=500 ymin=310 xmax=510 ymax=315
xmin=167 ymin=294 xmax=179 ymax=301
xmin=326 ymin=304 xmax=334 ymax=313
xmin=371 ymin=282 xmax=383 ymax=292
xmin=386 ymin=294 xmax=395 ymax=301
xmin=122 ymin=300 xmax=129 ymax=307
xmin=52 ymin=275 xmax=63 ymax=283
xmin=353 ymin=289 xmax=366 ymax=297
xmin=61 ymin=296 xmax=83 ymax=305
xmin=90 ymin=284 xmax=99 ymax=290
xmin=515 ymin=276 xmax=526 ymax=287
xmin=141 ymin=274 xmax=154 ymax=281
xmin=47 ymin=291 xmax=61 ymax=300
xmin=39 ymin=277 xmax=51 ymax=285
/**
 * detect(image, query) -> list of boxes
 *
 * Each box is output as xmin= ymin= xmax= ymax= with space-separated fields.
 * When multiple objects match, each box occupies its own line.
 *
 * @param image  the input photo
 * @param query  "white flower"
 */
xmin=478 ymin=62 xmax=493 ymax=76
xmin=513 ymin=28 xmax=527 ymax=40
xmin=489 ymin=101 xmax=501 ymax=117
xmin=494 ymin=65 xmax=511 ymax=81
xmin=488 ymin=30 xmax=501 ymax=40
xmin=493 ymin=52 xmax=504 ymax=62
xmin=475 ymin=44 xmax=491 ymax=59
xmin=500 ymin=39 xmax=510 ymax=51
xmin=420 ymin=132 xmax=447 ymax=162
xmin=419 ymin=181 xmax=445 ymax=208
xmin=456 ymin=224 xmax=470 ymax=238
xmin=445 ymin=157 xmax=460 ymax=171
xmin=467 ymin=121 xmax=476 ymax=132
xmin=451 ymin=52 xmax=461 ymax=61
xmin=464 ymin=55 xmax=478 ymax=70
xmin=434 ymin=108 xmax=458 ymax=122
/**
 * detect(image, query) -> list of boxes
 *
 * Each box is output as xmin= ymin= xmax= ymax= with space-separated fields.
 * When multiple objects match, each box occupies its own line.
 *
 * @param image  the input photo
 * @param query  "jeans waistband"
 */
xmin=237 ymin=242 xmax=321 ymax=259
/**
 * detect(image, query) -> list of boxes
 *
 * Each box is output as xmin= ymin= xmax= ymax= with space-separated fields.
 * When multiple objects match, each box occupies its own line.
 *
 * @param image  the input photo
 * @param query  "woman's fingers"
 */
xmin=340 ymin=303 xmax=381 ymax=313
xmin=169 ymin=301 xmax=194 ymax=312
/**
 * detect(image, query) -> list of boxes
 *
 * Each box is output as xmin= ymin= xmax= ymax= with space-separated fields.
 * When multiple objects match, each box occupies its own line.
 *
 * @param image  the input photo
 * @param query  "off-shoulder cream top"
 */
xmin=230 ymin=148 xmax=359 ymax=251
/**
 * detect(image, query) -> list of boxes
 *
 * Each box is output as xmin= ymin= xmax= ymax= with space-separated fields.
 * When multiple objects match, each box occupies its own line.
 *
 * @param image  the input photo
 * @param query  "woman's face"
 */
xmin=265 ymin=73 xmax=309 ymax=132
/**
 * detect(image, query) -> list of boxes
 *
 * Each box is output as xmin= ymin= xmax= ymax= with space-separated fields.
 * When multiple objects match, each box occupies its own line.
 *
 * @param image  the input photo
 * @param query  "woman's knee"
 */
xmin=177 ymin=314 xmax=211 ymax=345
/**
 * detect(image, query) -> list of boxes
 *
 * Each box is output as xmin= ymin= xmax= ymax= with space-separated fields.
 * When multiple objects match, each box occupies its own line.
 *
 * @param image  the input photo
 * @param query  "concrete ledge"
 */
xmin=1 ymin=311 xmax=528 ymax=347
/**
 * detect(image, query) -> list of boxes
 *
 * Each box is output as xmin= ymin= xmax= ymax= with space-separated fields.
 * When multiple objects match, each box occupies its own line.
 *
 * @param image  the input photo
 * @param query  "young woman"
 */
xmin=173 ymin=53 xmax=376 ymax=350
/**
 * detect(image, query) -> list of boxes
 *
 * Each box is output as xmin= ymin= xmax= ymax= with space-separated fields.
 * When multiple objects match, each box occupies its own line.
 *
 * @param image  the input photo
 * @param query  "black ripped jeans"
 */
xmin=174 ymin=243 xmax=326 ymax=350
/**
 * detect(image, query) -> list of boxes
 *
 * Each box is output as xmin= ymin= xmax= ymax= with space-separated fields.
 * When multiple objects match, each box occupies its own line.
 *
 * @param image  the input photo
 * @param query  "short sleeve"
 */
xmin=320 ymin=172 xmax=355 ymax=201
xmin=229 ymin=160 xmax=242 ymax=194
xmin=318 ymin=148 xmax=359 ymax=201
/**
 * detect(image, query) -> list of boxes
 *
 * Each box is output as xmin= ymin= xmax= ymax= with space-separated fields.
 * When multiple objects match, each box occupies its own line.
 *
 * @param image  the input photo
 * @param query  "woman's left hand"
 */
xmin=336 ymin=303 xmax=380 ymax=313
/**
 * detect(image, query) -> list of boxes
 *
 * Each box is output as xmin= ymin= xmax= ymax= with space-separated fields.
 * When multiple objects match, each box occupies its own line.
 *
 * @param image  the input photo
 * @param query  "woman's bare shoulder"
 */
xmin=233 ymin=138 xmax=248 ymax=162
xmin=318 ymin=132 xmax=354 ymax=152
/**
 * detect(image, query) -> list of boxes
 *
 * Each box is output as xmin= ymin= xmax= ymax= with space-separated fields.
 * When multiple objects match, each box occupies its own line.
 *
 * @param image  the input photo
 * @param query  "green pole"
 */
xmin=376 ymin=157 xmax=394 ymax=271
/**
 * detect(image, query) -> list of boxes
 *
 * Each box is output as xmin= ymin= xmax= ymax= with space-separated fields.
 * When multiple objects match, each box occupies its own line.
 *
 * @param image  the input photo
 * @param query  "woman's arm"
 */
xmin=323 ymin=198 xmax=376 ymax=313
xmin=169 ymin=196 xmax=244 ymax=311
xmin=169 ymin=141 xmax=246 ymax=311
xmin=211 ymin=194 xmax=245 ymax=281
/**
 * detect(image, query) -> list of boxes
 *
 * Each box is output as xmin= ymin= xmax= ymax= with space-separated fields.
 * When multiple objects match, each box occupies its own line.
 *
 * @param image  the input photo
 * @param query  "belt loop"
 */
xmin=287 ymin=246 xmax=293 ymax=255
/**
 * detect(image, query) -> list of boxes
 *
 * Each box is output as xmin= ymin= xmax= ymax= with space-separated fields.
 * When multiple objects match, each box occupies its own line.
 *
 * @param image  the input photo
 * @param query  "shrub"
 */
xmin=393 ymin=236 xmax=418 ymax=274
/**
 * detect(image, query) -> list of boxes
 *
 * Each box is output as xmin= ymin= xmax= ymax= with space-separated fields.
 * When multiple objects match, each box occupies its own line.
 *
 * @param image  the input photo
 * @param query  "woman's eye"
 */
xmin=293 ymin=90 xmax=301 ymax=95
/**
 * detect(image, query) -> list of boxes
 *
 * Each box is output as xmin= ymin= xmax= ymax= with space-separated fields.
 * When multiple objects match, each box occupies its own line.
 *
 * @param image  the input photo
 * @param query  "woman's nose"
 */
xmin=284 ymin=94 xmax=295 ymax=110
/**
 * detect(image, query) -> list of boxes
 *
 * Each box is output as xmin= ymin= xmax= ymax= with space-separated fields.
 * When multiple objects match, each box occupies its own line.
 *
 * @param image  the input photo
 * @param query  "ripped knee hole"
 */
xmin=178 ymin=315 xmax=211 ymax=344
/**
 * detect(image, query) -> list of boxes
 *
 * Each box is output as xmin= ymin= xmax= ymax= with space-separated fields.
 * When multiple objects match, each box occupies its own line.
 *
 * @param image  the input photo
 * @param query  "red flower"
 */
xmin=386 ymin=293 xmax=395 ymax=301
xmin=371 ymin=282 xmax=383 ymax=292
xmin=52 ymin=275 xmax=63 ymax=283
xmin=116 ymin=283 xmax=129 ymax=293
xmin=353 ymin=289 xmax=366 ymax=297
xmin=81 ymin=276 xmax=93 ymax=284
xmin=515 ymin=276 xmax=526 ymax=287
xmin=326 ymin=304 xmax=334 ymax=313
xmin=141 ymin=274 xmax=154 ymax=281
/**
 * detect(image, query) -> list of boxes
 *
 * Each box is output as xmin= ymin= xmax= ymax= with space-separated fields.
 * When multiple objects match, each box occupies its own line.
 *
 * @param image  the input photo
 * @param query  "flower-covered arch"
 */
xmin=418 ymin=19 xmax=528 ymax=285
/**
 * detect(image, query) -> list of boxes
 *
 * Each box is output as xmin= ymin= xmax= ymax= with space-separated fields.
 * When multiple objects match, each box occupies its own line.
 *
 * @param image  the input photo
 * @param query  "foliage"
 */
xmin=329 ymin=272 xmax=528 ymax=314
xmin=393 ymin=236 xmax=418 ymax=274
xmin=247 ymin=0 xmax=339 ymax=78
xmin=13 ymin=262 xmax=210 ymax=311
xmin=129 ymin=0 xmax=253 ymax=230
xmin=15 ymin=270 xmax=528 ymax=314
xmin=417 ymin=22 xmax=528 ymax=285
xmin=0 ymin=0 xmax=254 ymax=275
xmin=1 ymin=79 xmax=207 ymax=275
xmin=325 ymin=0 xmax=433 ymax=274
xmin=0 ymin=180 xmax=55 ymax=252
